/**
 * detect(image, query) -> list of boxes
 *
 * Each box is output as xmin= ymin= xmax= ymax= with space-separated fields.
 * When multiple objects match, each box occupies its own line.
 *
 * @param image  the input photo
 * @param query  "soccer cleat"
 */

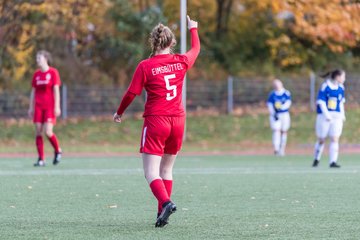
xmin=330 ymin=162 xmax=341 ymax=168
xmin=312 ymin=159 xmax=319 ymax=167
xmin=155 ymin=201 xmax=176 ymax=228
xmin=53 ymin=151 xmax=62 ymax=165
xmin=34 ymin=159 xmax=45 ymax=167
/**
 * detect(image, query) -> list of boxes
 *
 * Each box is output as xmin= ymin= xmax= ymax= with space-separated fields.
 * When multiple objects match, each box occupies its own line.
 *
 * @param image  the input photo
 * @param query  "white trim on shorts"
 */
xmin=142 ymin=127 xmax=147 ymax=147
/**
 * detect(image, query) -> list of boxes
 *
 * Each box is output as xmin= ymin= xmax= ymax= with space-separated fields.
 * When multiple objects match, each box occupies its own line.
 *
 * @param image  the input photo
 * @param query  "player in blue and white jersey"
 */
xmin=312 ymin=69 xmax=346 ymax=168
xmin=267 ymin=79 xmax=292 ymax=156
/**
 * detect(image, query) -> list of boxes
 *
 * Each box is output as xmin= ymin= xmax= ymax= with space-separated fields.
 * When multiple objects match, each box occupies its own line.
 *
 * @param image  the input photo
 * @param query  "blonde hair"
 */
xmin=149 ymin=23 xmax=176 ymax=57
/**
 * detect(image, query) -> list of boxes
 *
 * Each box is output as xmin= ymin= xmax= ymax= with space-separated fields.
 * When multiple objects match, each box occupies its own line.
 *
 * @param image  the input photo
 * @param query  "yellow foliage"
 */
xmin=6 ymin=23 xmax=34 ymax=81
xmin=267 ymin=34 xmax=304 ymax=67
xmin=272 ymin=0 xmax=360 ymax=51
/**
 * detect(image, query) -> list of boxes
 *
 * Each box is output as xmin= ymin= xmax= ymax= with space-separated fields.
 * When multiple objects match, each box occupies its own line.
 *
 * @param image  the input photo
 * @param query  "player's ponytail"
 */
xmin=320 ymin=71 xmax=331 ymax=79
xmin=149 ymin=23 xmax=176 ymax=57
xmin=320 ymin=69 xmax=344 ymax=80
xmin=37 ymin=50 xmax=53 ymax=66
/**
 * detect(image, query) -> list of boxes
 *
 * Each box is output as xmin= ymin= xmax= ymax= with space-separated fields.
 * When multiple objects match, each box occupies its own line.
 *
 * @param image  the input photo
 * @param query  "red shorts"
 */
xmin=33 ymin=107 xmax=56 ymax=124
xmin=140 ymin=115 xmax=185 ymax=156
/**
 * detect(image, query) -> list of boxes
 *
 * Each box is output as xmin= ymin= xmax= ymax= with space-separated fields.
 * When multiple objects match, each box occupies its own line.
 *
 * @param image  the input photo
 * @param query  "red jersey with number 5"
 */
xmin=125 ymin=28 xmax=200 ymax=117
xmin=32 ymin=67 xmax=61 ymax=109
xmin=128 ymin=54 xmax=189 ymax=117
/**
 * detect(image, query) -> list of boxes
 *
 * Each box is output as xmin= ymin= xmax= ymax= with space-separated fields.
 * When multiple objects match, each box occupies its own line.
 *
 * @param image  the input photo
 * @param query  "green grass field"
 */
xmin=1 ymin=154 xmax=360 ymax=240
xmin=1 ymin=108 xmax=360 ymax=153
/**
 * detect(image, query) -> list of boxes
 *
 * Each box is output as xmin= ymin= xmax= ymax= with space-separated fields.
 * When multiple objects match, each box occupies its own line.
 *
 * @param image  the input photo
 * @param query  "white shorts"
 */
xmin=315 ymin=114 xmax=343 ymax=139
xmin=270 ymin=112 xmax=290 ymax=132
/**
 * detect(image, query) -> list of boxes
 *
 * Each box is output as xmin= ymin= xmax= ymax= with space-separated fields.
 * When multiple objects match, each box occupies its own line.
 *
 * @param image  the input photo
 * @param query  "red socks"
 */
xmin=163 ymin=179 xmax=173 ymax=197
xmin=157 ymin=179 xmax=173 ymax=214
xmin=47 ymin=134 xmax=61 ymax=153
xmin=36 ymin=136 xmax=44 ymax=160
xmin=36 ymin=134 xmax=61 ymax=160
xmin=150 ymin=179 xmax=170 ymax=209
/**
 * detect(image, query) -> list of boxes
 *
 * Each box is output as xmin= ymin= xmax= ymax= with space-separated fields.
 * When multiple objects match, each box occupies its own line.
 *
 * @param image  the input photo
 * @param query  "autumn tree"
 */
xmin=0 ymin=0 xmax=111 ymax=89
xmin=1 ymin=0 xmax=360 ymax=89
xmin=269 ymin=0 xmax=360 ymax=69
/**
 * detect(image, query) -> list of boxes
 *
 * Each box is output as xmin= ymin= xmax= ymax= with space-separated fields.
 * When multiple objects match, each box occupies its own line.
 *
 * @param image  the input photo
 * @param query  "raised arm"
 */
xmin=184 ymin=16 xmax=200 ymax=69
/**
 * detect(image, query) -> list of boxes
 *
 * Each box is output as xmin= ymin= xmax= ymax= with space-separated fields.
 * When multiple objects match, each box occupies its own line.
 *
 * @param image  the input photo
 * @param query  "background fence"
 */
xmin=0 ymin=74 xmax=359 ymax=118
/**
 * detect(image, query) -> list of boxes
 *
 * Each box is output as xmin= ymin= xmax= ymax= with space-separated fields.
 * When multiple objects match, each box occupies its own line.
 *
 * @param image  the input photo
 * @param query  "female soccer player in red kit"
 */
xmin=114 ymin=16 xmax=200 ymax=227
xmin=28 ymin=50 xmax=62 ymax=167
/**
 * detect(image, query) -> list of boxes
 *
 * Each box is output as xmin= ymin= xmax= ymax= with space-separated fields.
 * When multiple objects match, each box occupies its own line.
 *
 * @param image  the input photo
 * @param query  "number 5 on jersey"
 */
xmin=164 ymin=74 xmax=177 ymax=101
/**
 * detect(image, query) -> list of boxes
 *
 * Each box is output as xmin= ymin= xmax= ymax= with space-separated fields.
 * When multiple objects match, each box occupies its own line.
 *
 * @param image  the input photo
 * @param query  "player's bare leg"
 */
xmin=44 ymin=123 xmax=62 ymax=165
xmin=313 ymin=138 xmax=325 ymax=167
xmin=329 ymin=136 xmax=340 ymax=168
xmin=160 ymin=154 xmax=176 ymax=180
xmin=143 ymin=154 xmax=175 ymax=227
xmin=272 ymin=130 xmax=281 ymax=156
xmin=143 ymin=153 xmax=162 ymax=184
xmin=279 ymin=131 xmax=288 ymax=156
xmin=34 ymin=123 xmax=45 ymax=166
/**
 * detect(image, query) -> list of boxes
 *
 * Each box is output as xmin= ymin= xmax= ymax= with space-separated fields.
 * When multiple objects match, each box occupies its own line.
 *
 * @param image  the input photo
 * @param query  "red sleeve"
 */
xmin=127 ymin=63 xmax=146 ymax=95
xmin=116 ymin=91 xmax=136 ymax=115
xmin=184 ymin=28 xmax=200 ymax=69
xmin=53 ymin=68 xmax=61 ymax=86
xmin=32 ymin=72 xmax=36 ymax=88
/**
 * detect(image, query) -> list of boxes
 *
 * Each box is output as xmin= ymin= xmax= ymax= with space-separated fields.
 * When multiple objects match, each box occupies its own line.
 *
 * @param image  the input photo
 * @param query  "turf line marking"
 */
xmin=0 ymin=168 xmax=358 ymax=176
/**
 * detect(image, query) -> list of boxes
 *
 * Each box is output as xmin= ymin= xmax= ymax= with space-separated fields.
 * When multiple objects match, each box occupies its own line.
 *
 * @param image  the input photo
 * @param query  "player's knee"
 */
xmin=144 ymin=171 xmax=159 ymax=184
xmin=160 ymin=167 xmax=172 ymax=178
xmin=35 ymin=128 xmax=43 ymax=136
xmin=143 ymin=173 xmax=152 ymax=183
xmin=318 ymin=138 xmax=325 ymax=144
xmin=45 ymin=130 xmax=53 ymax=137
xmin=330 ymin=137 xmax=339 ymax=143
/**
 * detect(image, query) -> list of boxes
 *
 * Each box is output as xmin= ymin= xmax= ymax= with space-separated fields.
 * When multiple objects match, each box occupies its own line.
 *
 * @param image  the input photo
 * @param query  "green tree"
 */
xmin=97 ymin=0 xmax=167 ymax=85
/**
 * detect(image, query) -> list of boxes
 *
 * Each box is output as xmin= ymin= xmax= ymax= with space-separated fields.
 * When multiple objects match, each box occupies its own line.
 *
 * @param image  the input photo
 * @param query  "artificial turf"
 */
xmin=1 ymin=108 xmax=360 ymax=153
xmin=0 ymin=154 xmax=359 ymax=240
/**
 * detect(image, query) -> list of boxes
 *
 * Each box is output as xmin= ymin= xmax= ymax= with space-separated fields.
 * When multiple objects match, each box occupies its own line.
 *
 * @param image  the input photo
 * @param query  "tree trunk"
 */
xmin=216 ymin=0 xmax=233 ymax=39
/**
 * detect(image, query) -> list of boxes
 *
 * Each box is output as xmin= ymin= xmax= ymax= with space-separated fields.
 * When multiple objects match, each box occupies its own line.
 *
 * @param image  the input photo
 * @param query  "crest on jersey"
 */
xmin=46 ymin=73 xmax=51 ymax=80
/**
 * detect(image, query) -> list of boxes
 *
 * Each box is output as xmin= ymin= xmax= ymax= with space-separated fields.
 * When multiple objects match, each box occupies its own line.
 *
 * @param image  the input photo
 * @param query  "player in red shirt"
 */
xmin=28 ymin=50 xmax=62 ymax=167
xmin=114 ymin=16 xmax=200 ymax=227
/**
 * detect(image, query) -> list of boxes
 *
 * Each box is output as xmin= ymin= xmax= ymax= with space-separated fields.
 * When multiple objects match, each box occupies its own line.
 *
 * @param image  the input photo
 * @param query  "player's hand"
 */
xmin=55 ymin=107 xmax=61 ymax=117
xmin=187 ymin=15 xmax=198 ymax=29
xmin=274 ymin=113 xmax=279 ymax=121
xmin=113 ymin=113 xmax=122 ymax=123
xmin=28 ymin=108 xmax=33 ymax=119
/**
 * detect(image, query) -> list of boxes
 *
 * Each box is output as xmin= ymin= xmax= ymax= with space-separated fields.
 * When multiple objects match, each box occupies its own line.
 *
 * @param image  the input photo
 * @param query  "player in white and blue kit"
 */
xmin=267 ymin=79 xmax=291 ymax=156
xmin=312 ymin=69 xmax=346 ymax=168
